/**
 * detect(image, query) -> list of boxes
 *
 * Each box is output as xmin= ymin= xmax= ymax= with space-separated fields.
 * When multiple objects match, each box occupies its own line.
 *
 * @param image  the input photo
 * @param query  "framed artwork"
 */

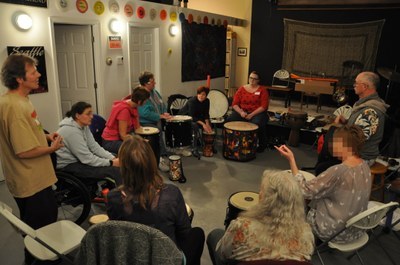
xmin=237 ymin=47 xmax=247 ymax=57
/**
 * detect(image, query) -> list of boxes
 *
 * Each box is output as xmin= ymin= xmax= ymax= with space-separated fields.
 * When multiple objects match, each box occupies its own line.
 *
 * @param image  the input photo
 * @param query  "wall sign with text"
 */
xmin=7 ymin=46 xmax=49 ymax=94
xmin=0 ymin=0 xmax=47 ymax=8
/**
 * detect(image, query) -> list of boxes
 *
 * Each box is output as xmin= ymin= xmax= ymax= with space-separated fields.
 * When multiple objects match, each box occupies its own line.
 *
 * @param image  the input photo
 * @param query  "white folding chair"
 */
xmin=0 ymin=201 xmax=86 ymax=264
xmin=316 ymin=201 xmax=399 ymax=265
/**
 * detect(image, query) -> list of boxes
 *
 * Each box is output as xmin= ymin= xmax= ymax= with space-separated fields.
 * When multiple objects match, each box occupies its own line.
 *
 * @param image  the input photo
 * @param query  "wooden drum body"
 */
xmin=165 ymin=115 xmax=193 ymax=148
xmin=285 ymin=111 xmax=307 ymax=147
xmin=224 ymin=191 xmax=259 ymax=229
xmin=223 ymin=121 xmax=258 ymax=161
xmin=135 ymin=127 xmax=160 ymax=166
xmin=202 ymin=131 xmax=216 ymax=157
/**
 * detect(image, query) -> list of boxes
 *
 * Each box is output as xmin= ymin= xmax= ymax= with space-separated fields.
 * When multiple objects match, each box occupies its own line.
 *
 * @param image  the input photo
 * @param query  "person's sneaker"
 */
xmin=158 ymin=157 xmax=170 ymax=172
xmin=175 ymin=147 xmax=192 ymax=157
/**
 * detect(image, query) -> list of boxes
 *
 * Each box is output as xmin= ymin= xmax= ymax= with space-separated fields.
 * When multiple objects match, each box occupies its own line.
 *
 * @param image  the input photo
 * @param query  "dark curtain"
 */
xmin=181 ymin=22 xmax=226 ymax=82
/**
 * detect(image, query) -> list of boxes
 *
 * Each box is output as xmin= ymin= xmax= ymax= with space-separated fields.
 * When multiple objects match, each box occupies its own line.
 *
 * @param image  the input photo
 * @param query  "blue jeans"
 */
xmin=102 ymin=139 xmax=122 ymax=155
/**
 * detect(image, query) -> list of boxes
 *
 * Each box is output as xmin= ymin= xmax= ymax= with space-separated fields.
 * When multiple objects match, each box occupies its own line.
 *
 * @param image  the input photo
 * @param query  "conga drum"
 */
xmin=285 ymin=110 xmax=307 ymax=147
xmin=223 ymin=121 xmax=258 ymax=161
xmin=135 ymin=127 xmax=160 ymax=166
xmin=165 ymin=115 xmax=193 ymax=148
xmin=224 ymin=191 xmax=259 ymax=229
xmin=202 ymin=131 xmax=216 ymax=157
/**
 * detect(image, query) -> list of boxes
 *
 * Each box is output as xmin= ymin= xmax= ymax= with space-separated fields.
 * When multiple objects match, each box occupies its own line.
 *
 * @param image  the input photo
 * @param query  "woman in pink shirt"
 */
xmin=102 ymin=86 xmax=150 ymax=154
xmin=227 ymin=71 xmax=269 ymax=152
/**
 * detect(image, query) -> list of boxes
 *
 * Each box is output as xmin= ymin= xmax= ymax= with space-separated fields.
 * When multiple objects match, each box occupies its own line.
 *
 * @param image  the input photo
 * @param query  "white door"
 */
xmin=130 ymin=27 xmax=156 ymax=87
xmin=54 ymin=24 xmax=97 ymax=116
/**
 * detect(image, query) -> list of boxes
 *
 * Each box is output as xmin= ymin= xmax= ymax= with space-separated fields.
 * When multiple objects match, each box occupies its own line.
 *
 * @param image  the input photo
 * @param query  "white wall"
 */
xmin=0 ymin=1 xmax=249 ymax=132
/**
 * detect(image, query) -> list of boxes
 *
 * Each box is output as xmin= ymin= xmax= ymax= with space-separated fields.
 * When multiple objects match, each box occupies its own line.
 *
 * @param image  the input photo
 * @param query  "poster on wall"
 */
xmin=7 ymin=46 xmax=49 ymax=94
xmin=0 ymin=0 xmax=47 ymax=8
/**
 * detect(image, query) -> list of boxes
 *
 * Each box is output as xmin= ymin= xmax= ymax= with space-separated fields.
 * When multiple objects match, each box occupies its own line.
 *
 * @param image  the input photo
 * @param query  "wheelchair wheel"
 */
xmin=54 ymin=171 xmax=91 ymax=225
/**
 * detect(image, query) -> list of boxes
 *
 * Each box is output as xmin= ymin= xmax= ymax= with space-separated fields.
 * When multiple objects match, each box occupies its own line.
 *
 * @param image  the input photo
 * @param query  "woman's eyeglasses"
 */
xmin=249 ymin=77 xmax=259 ymax=81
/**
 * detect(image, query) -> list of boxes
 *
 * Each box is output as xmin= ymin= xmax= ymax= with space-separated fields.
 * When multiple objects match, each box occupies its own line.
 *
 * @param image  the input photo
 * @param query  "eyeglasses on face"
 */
xmin=249 ymin=76 xmax=259 ymax=81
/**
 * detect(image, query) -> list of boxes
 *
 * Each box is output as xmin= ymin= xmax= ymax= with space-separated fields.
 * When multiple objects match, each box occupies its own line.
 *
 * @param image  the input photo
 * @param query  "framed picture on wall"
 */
xmin=237 ymin=47 xmax=247 ymax=57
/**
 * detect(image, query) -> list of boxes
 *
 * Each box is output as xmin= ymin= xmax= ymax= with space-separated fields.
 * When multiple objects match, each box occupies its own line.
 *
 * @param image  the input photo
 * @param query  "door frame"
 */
xmin=49 ymin=17 xmax=103 ymax=119
xmin=128 ymin=23 xmax=161 ymax=93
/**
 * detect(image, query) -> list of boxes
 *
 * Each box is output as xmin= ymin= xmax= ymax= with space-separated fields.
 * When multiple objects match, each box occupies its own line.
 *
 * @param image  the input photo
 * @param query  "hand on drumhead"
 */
xmin=274 ymin=144 xmax=295 ymax=161
xmin=161 ymin=113 xmax=172 ymax=120
xmin=203 ymin=124 xmax=213 ymax=133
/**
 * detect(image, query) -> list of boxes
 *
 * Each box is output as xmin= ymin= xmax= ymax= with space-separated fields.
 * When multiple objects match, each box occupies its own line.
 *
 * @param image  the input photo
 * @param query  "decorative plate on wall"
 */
xmin=196 ymin=15 xmax=201 ymax=24
xmin=137 ymin=6 xmax=145 ymax=19
xmin=150 ymin=8 xmax=157 ymax=20
xmin=109 ymin=0 xmax=119 ymax=13
xmin=187 ymin=14 xmax=193 ymax=23
xmin=217 ymin=19 xmax=222 ymax=26
xmin=160 ymin=9 xmax=167 ymax=20
xmin=76 ymin=0 xmax=88 ymax=13
xmin=124 ymin=3 xmax=134 ymax=17
xmin=93 ymin=1 xmax=105 ymax=15
xmin=179 ymin=12 xmax=185 ymax=22
xmin=203 ymin=16 xmax=208 ymax=25
xmin=170 ymin=11 xmax=177 ymax=22
xmin=223 ymin=20 xmax=228 ymax=28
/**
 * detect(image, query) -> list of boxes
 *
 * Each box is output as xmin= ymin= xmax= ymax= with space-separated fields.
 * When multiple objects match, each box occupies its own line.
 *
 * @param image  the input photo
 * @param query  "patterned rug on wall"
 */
xmin=282 ymin=18 xmax=385 ymax=78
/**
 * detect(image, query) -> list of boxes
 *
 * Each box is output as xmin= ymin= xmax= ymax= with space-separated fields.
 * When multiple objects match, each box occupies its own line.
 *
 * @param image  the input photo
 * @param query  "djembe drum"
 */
xmin=224 ymin=191 xmax=259 ymax=229
xmin=285 ymin=110 xmax=307 ymax=147
xmin=202 ymin=131 xmax=216 ymax=157
xmin=223 ymin=121 xmax=258 ymax=161
xmin=135 ymin=127 xmax=160 ymax=166
xmin=168 ymin=155 xmax=186 ymax=183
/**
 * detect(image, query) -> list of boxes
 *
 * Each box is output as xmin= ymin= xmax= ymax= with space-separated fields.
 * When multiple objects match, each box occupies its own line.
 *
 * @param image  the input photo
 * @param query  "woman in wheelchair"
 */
xmin=56 ymin=101 xmax=122 ymax=185
xmin=178 ymin=86 xmax=213 ymax=156
xmin=276 ymin=125 xmax=371 ymax=243
xmin=106 ymin=135 xmax=205 ymax=265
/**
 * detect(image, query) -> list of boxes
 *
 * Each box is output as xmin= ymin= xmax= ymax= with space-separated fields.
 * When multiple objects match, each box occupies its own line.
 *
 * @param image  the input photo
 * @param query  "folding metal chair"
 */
xmin=0 ymin=201 xmax=86 ymax=264
xmin=316 ymin=201 xmax=399 ymax=265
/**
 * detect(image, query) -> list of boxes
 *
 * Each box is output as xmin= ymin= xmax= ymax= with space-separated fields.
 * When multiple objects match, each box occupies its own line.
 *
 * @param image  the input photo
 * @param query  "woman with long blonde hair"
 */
xmin=207 ymin=170 xmax=314 ymax=264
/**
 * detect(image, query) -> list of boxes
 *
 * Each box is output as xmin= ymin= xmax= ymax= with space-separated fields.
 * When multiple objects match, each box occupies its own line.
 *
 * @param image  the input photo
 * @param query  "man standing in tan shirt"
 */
xmin=0 ymin=54 xmax=64 ymax=264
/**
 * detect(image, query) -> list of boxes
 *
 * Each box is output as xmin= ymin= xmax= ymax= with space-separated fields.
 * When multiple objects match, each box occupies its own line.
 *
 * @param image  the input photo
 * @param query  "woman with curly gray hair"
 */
xmin=207 ymin=170 xmax=314 ymax=265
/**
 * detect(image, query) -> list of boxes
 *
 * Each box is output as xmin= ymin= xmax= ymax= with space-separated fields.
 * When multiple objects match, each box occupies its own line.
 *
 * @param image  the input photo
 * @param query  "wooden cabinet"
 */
xmin=225 ymin=29 xmax=237 ymax=97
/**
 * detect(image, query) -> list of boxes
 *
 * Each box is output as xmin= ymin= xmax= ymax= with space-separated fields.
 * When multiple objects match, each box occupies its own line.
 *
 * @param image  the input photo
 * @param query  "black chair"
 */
xmin=89 ymin=114 xmax=106 ymax=145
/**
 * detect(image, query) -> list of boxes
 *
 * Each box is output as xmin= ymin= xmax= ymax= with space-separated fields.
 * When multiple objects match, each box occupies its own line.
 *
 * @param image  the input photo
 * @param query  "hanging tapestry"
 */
xmin=181 ymin=22 xmax=226 ymax=82
xmin=282 ymin=19 xmax=385 ymax=78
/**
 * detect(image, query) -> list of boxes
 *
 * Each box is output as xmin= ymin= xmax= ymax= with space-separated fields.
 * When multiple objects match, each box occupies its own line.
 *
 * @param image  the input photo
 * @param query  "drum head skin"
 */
xmin=224 ymin=121 xmax=258 ymax=131
xmin=89 ymin=214 xmax=109 ymax=225
xmin=135 ymin=126 xmax=159 ymax=135
xmin=168 ymin=115 xmax=192 ymax=122
xmin=287 ymin=170 xmax=316 ymax=181
xmin=208 ymin=90 xmax=229 ymax=119
xmin=229 ymin=191 xmax=259 ymax=210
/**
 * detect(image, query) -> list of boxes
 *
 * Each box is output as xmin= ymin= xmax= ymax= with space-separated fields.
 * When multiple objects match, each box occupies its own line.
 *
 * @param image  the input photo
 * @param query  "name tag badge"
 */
xmin=255 ymin=91 xmax=260 ymax=95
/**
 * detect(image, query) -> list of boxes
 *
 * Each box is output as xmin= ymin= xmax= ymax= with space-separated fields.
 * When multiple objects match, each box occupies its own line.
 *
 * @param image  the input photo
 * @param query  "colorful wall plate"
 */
xmin=187 ymin=14 xmax=193 ymax=23
xmin=150 ymin=8 xmax=157 ymax=20
xmin=160 ymin=9 xmax=167 ymax=20
xmin=223 ymin=20 xmax=228 ymax=28
xmin=179 ymin=12 xmax=185 ymax=22
xmin=93 ymin=1 xmax=105 ymax=15
xmin=124 ymin=3 xmax=134 ymax=17
xmin=109 ymin=1 xmax=119 ymax=13
xmin=211 ymin=18 xmax=215 ymax=25
xmin=76 ymin=0 xmax=88 ymax=13
xmin=170 ymin=11 xmax=177 ymax=22
xmin=196 ymin=15 xmax=201 ymax=24
xmin=137 ymin=6 xmax=145 ymax=19
xmin=203 ymin=16 xmax=208 ymax=25
xmin=217 ymin=19 xmax=222 ymax=26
